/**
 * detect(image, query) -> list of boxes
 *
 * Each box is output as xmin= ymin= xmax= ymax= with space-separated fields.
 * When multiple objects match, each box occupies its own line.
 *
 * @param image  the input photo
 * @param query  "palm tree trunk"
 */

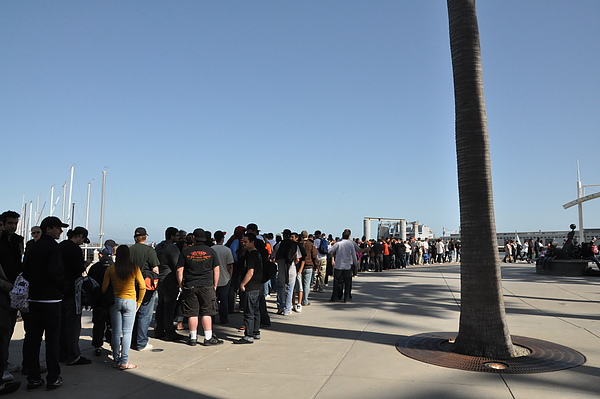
xmin=447 ymin=0 xmax=515 ymax=358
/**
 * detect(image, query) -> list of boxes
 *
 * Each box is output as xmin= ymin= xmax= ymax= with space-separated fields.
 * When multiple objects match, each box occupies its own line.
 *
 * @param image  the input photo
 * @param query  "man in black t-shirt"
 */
xmin=234 ymin=233 xmax=262 ymax=344
xmin=177 ymin=229 xmax=223 ymax=347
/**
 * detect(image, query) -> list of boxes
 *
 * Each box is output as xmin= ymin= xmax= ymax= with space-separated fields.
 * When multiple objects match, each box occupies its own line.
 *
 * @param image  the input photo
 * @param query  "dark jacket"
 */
xmin=23 ymin=234 xmax=65 ymax=301
xmin=155 ymin=240 xmax=180 ymax=281
xmin=0 ymin=231 xmax=24 ymax=283
xmin=59 ymin=239 xmax=86 ymax=297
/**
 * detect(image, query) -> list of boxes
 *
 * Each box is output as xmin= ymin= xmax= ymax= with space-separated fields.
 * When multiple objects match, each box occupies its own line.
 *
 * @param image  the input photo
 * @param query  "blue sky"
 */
xmin=2 ymin=1 xmax=599 ymax=244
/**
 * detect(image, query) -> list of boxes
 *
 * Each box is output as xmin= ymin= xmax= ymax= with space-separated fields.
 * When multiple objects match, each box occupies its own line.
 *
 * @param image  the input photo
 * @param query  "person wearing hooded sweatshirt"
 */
xmin=88 ymin=241 xmax=116 ymax=355
xmin=58 ymin=227 xmax=92 ymax=366
xmin=154 ymin=227 xmax=183 ymax=341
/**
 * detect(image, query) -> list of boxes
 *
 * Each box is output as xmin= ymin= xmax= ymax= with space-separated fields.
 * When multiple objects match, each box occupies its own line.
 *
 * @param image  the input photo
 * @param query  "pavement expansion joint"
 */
xmin=396 ymin=331 xmax=586 ymax=374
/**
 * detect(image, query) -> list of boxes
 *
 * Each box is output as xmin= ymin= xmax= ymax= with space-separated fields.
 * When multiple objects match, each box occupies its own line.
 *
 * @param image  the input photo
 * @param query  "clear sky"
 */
xmin=2 ymin=1 xmax=599 ymax=244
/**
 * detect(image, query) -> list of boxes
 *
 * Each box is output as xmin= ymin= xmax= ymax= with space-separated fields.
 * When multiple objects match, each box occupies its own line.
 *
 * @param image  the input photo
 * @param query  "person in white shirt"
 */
xmin=328 ymin=229 xmax=358 ymax=303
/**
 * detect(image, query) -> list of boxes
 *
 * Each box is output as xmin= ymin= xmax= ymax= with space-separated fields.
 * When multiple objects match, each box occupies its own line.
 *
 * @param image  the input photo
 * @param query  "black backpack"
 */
xmin=261 ymin=260 xmax=277 ymax=283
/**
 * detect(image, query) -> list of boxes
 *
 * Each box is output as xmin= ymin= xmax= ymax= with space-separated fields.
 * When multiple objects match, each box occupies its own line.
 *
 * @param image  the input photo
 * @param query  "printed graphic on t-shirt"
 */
xmin=187 ymin=250 xmax=212 ymax=262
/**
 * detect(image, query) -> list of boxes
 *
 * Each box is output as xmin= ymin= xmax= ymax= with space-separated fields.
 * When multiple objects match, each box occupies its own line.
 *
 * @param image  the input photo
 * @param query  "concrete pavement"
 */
xmin=6 ymin=262 xmax=600 ymax=398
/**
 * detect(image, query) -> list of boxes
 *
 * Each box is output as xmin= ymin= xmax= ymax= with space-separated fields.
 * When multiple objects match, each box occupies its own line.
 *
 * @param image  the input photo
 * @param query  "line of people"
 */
xmin=1 ymin=212 xmax=363 ymax=394
xmin=355 ymin=236 xmax=461 ymax=272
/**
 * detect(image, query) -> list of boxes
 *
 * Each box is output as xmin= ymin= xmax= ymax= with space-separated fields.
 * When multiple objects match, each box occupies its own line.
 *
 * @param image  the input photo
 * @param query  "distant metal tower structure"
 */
xmin=562 ymin=162 xmax=600 ymax=243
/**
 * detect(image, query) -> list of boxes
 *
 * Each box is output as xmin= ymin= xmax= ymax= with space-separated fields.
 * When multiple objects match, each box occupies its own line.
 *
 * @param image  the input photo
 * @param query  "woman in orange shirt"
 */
xmin=102 ymin=245 xmax=146 ymax=370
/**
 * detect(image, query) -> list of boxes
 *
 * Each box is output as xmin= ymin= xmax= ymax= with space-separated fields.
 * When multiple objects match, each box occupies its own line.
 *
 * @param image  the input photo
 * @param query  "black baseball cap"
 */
xmin=193 ymin=228 xmax=207 ymax=241
xmin=72 ymin=226 xmax=90 ymax=244
xmin=214 ymin=230 xmax=226 ymax=242
xmin=134 ymin=227 xmax=148 ymax=237
xmin=40 ymin=216 xmax=68 ymax=231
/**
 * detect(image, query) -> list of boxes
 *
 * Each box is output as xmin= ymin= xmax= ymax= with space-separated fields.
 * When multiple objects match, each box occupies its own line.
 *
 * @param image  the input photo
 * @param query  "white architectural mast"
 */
xmin=61 ymin=182 xmax=67 ymax=224
xmin=99 ymin=171 xmax=107 ymax=246
xmin=67 ymin=165 xmax=75 ymax=226
xmin=563 ymin=162 xmax=600 ymax=243
xmin=50 ymin=186 xmax=55 ymax=216
xmin=85 ymin=182 xmax=91 ymax=230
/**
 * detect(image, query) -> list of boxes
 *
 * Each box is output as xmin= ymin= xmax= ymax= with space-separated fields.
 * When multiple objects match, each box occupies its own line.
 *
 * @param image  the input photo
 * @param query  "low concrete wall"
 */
xmin=536 ymin=258 xmax=590 ymax=276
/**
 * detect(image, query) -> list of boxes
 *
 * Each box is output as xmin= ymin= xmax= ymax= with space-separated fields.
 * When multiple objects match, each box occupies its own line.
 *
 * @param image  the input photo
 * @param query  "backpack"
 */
xmin=261 ymin=260 xmax=277 ymax=284
xmin=9 ymin=273 xmax=29 ymax=313
xmin=75 ymin=274 xmax=99 ymax=314
xmin=318 ymin=238 xmax=329 ymax=255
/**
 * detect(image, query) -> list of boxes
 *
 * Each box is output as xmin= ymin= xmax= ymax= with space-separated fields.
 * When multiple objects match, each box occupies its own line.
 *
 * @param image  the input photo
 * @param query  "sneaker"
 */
xmin=188 ymin=337 xmax=197 ymax=347
xmin=6 ymin=364 xmax=20 ymax=373
xmin=253 ymin=334 xmax=261 ymax=340
xmin=67 ymin=356 xmax=92 ymax=366
xmin=46 ymin=376 xmax=63 ymax=391
xmin=0 ymin=380 xmax=21 ymax=395
xmin=202 ymin=336 xmax=224 ymax=346
xmin=138 ymin=344 xmax=154 ymax=351
xmin=282 ymin=311 xmax=292 ymax=316
xmin=2 ymin=371 xmax=13 ymax=382
xmin=276 ymin=310 xmax=284 ymax=315
xmin=94 ymin=348 xmax=102 ymax=356
xmin=233 ymin=337 xmax=254 ymax=344
xmin=26 ymin=379 xmax=45 ymax=391
xmin=296 ymin=304 xmax=302 ymax=312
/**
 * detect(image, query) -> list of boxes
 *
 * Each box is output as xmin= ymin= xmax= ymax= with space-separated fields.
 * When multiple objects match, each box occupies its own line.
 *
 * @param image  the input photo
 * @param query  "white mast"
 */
xmin=28 ymin=201 xmax=33 ymax=235
xmin=35 ymin=195 xmax=40 ymax=225
xmin=577 ymin=161 xmax=584 ymax=244
xmin=85 ymin=182 xmax=91 ymax=230
xmin=99 ymin=171 xmax=107 ymax=246
xmin=84 ymin=181 xmax=91 ymax=258
xmin=61 ymin=182 xmax=67 ymax=223
xmin=50 ymin=186 xmax=55 ymax=216
xmin=20 ymin=194 xmax=26 ymax=237
xmin=70 ymin=202 xmax=76 ymax=229
xmin=67 ymin=165 xmax=74 ymax=225
xmin=20 ymin=201 xmax=27 ymax=238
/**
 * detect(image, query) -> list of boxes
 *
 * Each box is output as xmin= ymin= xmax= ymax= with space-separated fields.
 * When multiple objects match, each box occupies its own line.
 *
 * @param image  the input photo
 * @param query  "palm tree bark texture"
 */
xmin=447 ymin=0 xmax=515 ymax=358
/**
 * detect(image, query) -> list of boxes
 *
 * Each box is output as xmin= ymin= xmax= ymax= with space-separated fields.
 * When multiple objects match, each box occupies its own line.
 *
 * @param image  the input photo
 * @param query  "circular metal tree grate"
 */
xmin=397 ymin=332 xmax=585 ymax=374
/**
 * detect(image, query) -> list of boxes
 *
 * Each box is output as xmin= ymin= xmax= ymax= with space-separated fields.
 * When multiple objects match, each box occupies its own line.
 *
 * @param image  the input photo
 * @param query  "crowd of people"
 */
xmin=0 ymin=209 xmax=464 ymax=395
xmin=355 ymin=236 xmax=461 ymax=272
xmin=502 ymin=237 xmax=600 ymax=268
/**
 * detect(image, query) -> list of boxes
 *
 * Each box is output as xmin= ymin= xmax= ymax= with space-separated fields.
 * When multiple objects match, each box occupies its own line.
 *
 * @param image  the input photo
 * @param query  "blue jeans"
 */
xmin=243 ymin=290 xmax=261 ymax=338
xmin=277 ymin=279 xmax=295 ymax=314
xmin=109 ymin=297 xmax=136 ymax=365
xmin=301 ymin=269 xmax=312 ymax=306
xmin=134 ymin=290 xmax=156 ymax=349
